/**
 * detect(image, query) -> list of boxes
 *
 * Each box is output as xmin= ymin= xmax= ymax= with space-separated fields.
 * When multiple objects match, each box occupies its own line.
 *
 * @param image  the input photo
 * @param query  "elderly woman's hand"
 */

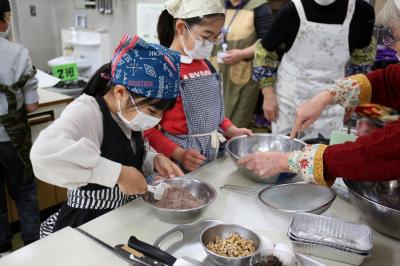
xmin=290 ymin=90 xmax=334 ymax=139
xmin=237 ymin=152 xmax=290 ymax=178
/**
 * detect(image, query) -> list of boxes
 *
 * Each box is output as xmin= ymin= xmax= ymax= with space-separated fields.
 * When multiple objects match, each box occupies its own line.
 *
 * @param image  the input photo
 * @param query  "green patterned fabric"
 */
xmin=346 ymin=37 xmax=377 ymax=75
xmin=253 ymin=41 xmax=280 ymax=88
xmin=0 ymin=68 xmax=37 ymax=182
xmin=349 ymin=36 xmax=377 ymax=65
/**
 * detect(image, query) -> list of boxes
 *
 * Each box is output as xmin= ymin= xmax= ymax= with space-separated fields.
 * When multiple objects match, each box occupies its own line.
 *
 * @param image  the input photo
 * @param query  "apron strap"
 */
xmin=203 ymin=58 xmax=218 ymax=74
xmin=12 ymin=67 xmax=37 ymax=90
xmin=190 ymin=131 xmax=226 ymax=159
xmin=0 ymin=67 xmax=37 ymax=111
xmin=343 ymin=0 xmax=356 ymax=26
xmin=203 ymin=59 xmax=224 ymax=92
xmin=292 ymin=0 xmax=307 ymax=22
xmin=0 ymin=68 xmax=37 ymax=183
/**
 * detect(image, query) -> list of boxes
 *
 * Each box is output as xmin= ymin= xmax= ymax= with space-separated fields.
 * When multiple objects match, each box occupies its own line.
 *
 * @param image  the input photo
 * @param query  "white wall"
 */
xmin=53 ymin=0 xmax=138 ymax=56
xmin=11 ymin=0 xmax=164 ymax=71
xmin=10 ymin=0 xmax=59 ymax=70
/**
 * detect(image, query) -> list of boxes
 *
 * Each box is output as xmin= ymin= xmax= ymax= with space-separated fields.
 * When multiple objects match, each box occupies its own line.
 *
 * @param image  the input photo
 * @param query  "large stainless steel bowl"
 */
xmin=142 ymin=177 xmax=216 ymax=224
xmin=344 ymin=179 xmax=400 ymax=239
xmin=200 ymin=223 xmax=261 ymax=266
xmin=226 ymin=134 xmax=306 ymax=183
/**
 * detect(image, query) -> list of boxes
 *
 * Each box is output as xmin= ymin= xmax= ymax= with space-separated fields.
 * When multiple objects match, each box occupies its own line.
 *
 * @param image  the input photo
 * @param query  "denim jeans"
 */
xmin=0 ymin=141 xmax=39 ymax=251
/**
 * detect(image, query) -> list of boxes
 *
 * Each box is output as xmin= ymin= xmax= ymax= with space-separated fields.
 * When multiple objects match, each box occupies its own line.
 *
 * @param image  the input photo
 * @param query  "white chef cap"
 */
xmin=165 ymin=0 xmax=224 ymax=19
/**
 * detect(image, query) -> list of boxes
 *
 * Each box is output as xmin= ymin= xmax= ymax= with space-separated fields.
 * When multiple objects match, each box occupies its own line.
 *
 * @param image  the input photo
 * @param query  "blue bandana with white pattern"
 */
xmin=111 ymin=34 xmax=181 ymax=99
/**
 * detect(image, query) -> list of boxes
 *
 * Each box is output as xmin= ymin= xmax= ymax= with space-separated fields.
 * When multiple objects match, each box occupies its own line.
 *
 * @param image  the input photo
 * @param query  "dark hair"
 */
xmin=0 ymin=0 xmax=11 ymax=22
xmin=82 ymin=63 xmax=176 ymax=111
xmin=157 ymin=10 xmax=225 ymax=47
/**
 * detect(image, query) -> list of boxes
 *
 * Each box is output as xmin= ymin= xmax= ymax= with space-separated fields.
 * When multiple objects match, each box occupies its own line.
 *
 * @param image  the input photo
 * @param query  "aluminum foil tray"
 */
xmin=289 ymin=213 xmax=372 ymax=253
xmin=290 ymin=237 xmax=370 ymax=265
xmin=288 ymin=233 xmax=369 ymax=255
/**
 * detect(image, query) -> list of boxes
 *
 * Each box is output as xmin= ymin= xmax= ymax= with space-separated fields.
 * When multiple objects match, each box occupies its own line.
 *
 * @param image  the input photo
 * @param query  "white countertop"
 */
xmin=37 ymin=88 xmax=73 ymax=107
xmin=0 ymin=227 xmax=127 ymax=266
xmin=80 ymin=155 xmax=400 ymax=266
xmin=1 ymin=155 xmax=399 ymax=265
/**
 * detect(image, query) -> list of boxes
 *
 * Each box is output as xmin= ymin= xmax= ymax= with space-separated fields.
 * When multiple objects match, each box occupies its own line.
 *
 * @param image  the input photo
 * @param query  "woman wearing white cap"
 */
xmin=238 ymin=0 xmax=400 ymax=186
xmin=145 ymin=0 xmax=253 ymax=172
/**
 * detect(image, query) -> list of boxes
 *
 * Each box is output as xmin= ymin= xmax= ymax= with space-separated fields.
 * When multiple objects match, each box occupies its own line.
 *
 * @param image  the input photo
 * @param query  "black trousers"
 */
xmin=0 ymin=141 xmax=40 ymax=251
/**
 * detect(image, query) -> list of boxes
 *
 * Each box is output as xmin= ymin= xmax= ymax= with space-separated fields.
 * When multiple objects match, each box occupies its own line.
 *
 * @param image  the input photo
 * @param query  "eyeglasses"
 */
xmin=194 ymin=31 xmax=222 ymax=45
xmin=382 ymin=29 xmax=400 ymax=50
xmin=185 ymin=23 xmax=222 ymax=45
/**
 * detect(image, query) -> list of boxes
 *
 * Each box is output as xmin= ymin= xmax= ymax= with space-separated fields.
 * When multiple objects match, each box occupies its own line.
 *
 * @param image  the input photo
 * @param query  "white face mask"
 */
xmin=117 ymin=96 xmax=161 ymax=131
xmin=314 ymin=0 xmax=336 ymax=5
xmin=0 ymin=19 xmax=10 ymax=39
xmin=180 ymin=24 xmax=214 ymax=60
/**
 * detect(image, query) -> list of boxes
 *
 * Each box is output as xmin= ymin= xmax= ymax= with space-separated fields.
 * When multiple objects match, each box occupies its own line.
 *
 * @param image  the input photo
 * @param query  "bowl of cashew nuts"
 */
xmin=200 ymin=223 xmax=261 ymax=265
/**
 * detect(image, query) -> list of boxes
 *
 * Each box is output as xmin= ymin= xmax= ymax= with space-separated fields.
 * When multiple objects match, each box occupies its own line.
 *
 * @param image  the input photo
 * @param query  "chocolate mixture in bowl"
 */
xmin=155 ymin=186 xmax=206 ymax=209
xmin=254 ymin=256 xmax=283 ymax=266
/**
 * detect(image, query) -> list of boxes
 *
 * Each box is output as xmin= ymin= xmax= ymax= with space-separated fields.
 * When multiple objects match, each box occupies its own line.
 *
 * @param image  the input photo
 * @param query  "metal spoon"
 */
xmin=283 ymin=138 xmax=294 ymax=152
xmin=285 ymin=129 xmax=304 ymax=153
xmin=220 ymin=184 xmax=265 ymax=194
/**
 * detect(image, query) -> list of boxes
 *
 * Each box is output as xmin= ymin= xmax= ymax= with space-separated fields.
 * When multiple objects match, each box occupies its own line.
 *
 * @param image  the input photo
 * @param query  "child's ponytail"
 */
xmin=157 ymin=10 xmax=176 ymax=47
xmin=81 ymin=63 xmax=113 ymax=96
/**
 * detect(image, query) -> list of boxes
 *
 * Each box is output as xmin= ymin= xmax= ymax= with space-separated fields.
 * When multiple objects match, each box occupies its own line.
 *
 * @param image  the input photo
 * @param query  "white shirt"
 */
xmin=30 ymin=94 xmax=157 ymax=189
xmin=0 ymin=38 xmax=39 ymax=141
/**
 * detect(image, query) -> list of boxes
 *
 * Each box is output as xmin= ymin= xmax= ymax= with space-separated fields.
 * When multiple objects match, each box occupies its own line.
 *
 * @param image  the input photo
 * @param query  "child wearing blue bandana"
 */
xmin=30 ymin=34 xmax=184 ymax=237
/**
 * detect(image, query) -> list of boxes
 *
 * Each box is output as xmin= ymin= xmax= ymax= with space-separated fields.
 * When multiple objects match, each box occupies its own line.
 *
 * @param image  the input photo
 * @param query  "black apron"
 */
xmin=0 ymin=68 xmax=37 ymax=183
xmin=41 ymin=94 xmax=145 ymax=236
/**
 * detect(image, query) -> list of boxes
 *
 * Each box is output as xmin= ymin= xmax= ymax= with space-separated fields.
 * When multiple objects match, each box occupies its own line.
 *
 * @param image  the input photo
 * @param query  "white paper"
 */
xmin=35 ymin=69 xmax=60 ymax=89
xmin=136 ymin=3 xmax=165 ymax=43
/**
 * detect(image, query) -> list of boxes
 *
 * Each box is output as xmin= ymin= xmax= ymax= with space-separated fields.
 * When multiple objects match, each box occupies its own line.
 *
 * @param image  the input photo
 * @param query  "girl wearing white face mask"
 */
xmin=145 ymin=0 xmax=253 ymax=173
xmin=30 ymin=35 xmax=184 ymax=237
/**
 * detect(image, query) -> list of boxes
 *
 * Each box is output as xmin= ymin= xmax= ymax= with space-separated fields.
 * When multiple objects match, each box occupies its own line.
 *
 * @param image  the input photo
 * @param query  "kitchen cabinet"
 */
xmin=6 ymin=89 xmax=72 ymax=223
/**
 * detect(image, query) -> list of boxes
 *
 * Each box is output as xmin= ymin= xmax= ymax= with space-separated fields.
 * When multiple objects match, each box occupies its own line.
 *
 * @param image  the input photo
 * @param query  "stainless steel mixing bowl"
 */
xmin=200 ymin=223 xmax=261 ymax=266
xmin=226 ymin=134 xmax=306 ymax=183
xmin=142 ymin=177 xmax=216 ymax=224
xmin=344 ymin=179 xmax=400 ymax=239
